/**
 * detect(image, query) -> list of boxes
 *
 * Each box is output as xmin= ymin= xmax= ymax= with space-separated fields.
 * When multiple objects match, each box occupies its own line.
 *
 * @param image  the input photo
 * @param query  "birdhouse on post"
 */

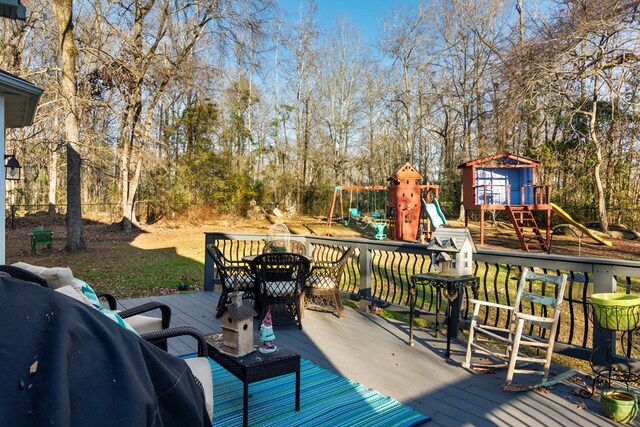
xmin=427 ymin=228 xmax=476 ymax=276
xmin=220 ymin=290 xmax=257 ymax=357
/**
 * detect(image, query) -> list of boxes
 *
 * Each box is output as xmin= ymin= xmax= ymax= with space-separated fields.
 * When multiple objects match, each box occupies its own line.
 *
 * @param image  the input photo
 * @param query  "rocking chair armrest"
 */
xmin=96 ymin=291 xmax=118 ymax=310
xmin=119 ymin=301 xmax=172 ymax=330
xmin=141 ymin=325 xmax=208 ymax=357
xmin=514 ymin=312 xmax=554 ymax=325
xmin=468 ymin=299 xmax=514 ymax=312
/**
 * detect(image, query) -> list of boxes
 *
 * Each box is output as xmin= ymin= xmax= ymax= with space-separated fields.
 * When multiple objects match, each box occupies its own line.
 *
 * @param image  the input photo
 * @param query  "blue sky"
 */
xmin=279 ymin=0 xmax=418 ymax=43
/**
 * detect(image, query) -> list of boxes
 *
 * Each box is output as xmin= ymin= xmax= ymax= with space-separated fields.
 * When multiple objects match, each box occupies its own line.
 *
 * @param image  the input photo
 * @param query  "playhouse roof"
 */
xmin=457 ymin=152 xmax=540 ymax=169
xmin=426 ymin=228 xmax=477 ymax=253
xmin=389 ymin=162 xmax=423 ymax=180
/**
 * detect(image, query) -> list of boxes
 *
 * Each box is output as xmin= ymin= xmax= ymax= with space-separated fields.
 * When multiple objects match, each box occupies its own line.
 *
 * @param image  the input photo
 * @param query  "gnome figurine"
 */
xmin=258 ymin=309 xmax=277 ymax=354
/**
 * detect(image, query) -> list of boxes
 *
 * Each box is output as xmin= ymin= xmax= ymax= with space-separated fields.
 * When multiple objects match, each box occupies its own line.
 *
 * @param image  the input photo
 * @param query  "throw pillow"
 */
xmin=11 ymin=262 xmax=75 ymax=289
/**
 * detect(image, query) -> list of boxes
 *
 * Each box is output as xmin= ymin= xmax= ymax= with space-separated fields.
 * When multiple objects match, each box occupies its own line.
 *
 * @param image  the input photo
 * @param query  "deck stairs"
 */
xmin=506 ymin=205 xmax=549 ymax=252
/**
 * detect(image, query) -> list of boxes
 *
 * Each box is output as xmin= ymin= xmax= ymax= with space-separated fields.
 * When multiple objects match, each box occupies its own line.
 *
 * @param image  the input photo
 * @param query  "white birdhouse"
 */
xmin=427 ymin=228 xmax=476 ymax=276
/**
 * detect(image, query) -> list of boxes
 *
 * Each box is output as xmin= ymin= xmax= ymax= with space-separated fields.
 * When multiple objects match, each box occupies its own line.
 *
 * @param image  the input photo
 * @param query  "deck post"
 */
xmin=358 ymin=243 xmax=372 ymax=311
xmin=591 ymin=264 xmax=617 ymax=368
xmin=204 ymin=233 xmax=216 ymax=291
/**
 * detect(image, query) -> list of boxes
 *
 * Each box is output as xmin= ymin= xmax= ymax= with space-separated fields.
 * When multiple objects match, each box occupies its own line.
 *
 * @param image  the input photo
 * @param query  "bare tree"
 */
xmin=54 ymin=0 xmax=85 ymax=250
xmin=511 ymin=0 xmax=640 ymax=233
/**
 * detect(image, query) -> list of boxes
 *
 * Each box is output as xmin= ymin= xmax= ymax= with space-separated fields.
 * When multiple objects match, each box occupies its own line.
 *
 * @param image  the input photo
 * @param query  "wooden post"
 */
xmin=591 ymin=264 xmax=617 ymax=369
xmin=358 ymin=243 xmax=372 ymax=312
xmin=327 ymin=188 xmax=339 ymax=227
xmin=204 ymin=233 xmax=216 ymax=291
xmin=479 ymin=209 xmax=485 ymax=245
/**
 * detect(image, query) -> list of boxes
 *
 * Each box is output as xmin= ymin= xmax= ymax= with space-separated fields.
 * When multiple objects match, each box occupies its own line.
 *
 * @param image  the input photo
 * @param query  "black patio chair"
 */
xmin=250 ymin=252 xmax=311 ymax=330
xmin=1 ymin=263 xmax=172 ymax=350
xmin=206 ymin=244 xmax=255 ymax=318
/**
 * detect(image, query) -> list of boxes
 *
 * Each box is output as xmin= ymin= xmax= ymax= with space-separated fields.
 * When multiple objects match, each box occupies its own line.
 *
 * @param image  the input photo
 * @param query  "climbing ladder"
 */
xmin=505 ymin=205 xmax=549 ymax=252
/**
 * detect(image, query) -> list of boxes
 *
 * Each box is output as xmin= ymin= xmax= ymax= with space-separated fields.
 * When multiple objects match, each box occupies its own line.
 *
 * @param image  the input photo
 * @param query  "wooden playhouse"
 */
xmin=458 ymin=152 xmax=552 ymax=251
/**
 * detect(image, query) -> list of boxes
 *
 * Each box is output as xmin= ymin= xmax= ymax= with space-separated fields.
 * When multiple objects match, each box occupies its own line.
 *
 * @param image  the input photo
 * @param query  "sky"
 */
xmin=279 ymin=0 xmax=419 ymax=44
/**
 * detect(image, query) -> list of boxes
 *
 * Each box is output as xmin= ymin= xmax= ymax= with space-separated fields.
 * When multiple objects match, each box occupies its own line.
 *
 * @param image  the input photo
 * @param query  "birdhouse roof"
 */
xmin=225 ymin=300 xmax=257 ymax=320
xmin=389 ymin=162 xmax=423 ymax=180
xmin=427 ymin=228 xmax=477 ymax=253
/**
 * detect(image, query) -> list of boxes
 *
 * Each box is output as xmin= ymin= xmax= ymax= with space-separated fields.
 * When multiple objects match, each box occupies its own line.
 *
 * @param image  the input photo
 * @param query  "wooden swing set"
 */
xmin=327 ymin=185 xmax=388 ymax=226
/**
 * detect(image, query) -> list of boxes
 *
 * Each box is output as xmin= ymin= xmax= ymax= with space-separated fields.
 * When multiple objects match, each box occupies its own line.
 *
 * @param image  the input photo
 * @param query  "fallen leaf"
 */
xmin=574 ymin=402 xmax=588 ymax=410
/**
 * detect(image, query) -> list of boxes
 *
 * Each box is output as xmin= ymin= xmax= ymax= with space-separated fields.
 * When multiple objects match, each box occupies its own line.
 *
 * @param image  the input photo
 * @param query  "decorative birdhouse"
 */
xmin=427 ymin=228 xmax=476 ymax=276
xmin=220 ymin=290 xmax=257 ymax=357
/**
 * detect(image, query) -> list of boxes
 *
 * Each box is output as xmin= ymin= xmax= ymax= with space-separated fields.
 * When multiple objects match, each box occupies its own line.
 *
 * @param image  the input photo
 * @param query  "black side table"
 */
xmin=205 ymin=333 xmax=301 ymax=427
xmin=409 ymin=273 xmax=479 ymax=358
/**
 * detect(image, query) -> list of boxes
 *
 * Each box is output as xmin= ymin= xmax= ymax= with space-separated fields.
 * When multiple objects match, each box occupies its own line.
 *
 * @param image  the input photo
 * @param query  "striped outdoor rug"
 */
xmin=209 ymin=358 xmax=430 ymax=426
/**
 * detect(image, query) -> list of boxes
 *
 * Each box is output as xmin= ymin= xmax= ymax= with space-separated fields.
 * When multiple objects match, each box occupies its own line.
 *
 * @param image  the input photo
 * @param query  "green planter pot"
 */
xmin=591 ymin=293 xmax=640 ymax=331
xmin=601 ymin=389 xmax=638 ymax=424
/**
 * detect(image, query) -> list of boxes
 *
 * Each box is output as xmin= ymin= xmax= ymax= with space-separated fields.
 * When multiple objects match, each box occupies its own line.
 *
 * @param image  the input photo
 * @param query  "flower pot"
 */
xmin=601 ymin=389 xmax=638 ymax=423
xmin=591 ymin=293 xmax=640 ymax=331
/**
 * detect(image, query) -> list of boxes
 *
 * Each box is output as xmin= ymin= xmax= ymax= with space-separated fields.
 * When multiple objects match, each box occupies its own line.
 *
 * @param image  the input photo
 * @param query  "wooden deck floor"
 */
xmin=121 ymin=291 xmax=635 ymax=427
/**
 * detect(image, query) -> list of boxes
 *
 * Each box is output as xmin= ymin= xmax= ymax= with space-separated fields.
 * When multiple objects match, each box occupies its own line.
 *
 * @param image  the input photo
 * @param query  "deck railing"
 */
xmin=204 ymin=232 xmax=640 ymax=369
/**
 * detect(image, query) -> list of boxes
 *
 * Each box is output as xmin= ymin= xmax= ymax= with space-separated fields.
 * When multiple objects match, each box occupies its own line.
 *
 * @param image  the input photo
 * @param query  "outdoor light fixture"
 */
xmin=4 ymin=154 xmax=21 ymax=180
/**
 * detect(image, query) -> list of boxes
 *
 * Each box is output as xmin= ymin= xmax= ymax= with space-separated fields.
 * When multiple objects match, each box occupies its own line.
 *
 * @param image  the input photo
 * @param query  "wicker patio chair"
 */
xmin=303 ymin=246 xmax=355 ymax=318
xmin=206 ymin=244 xmax=255 ymax=318
xmin=463 ymin=269 xmax=567 ymax=390
xmin=250 ymin=252 xmax=311 ymax=330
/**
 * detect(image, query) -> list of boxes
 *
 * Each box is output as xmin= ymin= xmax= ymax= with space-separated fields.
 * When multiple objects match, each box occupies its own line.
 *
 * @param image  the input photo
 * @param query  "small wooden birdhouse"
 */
xmin=427 ymin=228 xmax=476 ymax=276
xmin=220 ymin=290 xmax=257 ymax=357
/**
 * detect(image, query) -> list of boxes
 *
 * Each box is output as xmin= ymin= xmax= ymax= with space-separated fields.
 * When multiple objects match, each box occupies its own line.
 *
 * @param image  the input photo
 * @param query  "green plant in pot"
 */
xmin=601 ymin=389 xmax=638 ymax=423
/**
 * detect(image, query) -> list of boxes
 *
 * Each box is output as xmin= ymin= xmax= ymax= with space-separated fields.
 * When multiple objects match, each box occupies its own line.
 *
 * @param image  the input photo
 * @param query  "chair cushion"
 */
xmin=184 ymin=357 xmax=214 ymax=421
xmin=12 ymin=262 xmax=74 ymax=289
xmin=122 ymin=313 xmax=162 ymax=335
xmin=264 ymin=281 xmax=299 ymax=296
xmin=307 ymin=275 xmax=337 ymax=289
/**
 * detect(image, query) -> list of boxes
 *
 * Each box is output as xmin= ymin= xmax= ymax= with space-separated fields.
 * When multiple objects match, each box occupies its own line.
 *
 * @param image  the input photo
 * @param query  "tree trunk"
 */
xmin=48 ymin=137 xmax=58 ymax=218
xmin=54 ymin=0 xmax=85 ymax=251
xmin=589 ymin=90 xmax=610 ymax=233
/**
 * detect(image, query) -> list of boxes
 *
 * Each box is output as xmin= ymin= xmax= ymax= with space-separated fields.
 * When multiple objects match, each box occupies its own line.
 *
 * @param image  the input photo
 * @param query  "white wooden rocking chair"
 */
xmin=463 ymin=269 xmax=569 ymax=390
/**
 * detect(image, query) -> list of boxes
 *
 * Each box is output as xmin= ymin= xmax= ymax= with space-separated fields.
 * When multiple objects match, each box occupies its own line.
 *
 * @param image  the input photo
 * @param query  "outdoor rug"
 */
xmin=207 ymin=357 xmax=430 ymax=426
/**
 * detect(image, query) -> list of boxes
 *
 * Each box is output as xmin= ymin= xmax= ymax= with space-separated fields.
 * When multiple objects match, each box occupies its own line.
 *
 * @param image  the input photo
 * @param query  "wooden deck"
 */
xmin=121 ymin=291 xmax=635 ymax=427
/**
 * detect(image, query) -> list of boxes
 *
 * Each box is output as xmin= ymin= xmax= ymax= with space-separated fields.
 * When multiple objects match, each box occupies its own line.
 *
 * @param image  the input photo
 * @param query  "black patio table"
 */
xmin=408 ymin=272 xmax=479 ymax=358
xmin=205 ymin=332 xmax=300 ymax=427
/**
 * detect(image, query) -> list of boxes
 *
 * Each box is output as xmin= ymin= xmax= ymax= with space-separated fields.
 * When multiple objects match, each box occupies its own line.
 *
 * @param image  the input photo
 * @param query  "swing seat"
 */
xmin=372 ymin=212 xmax=382 ymax=219
xmin=349 ymin=207 xmax=361 ymax=218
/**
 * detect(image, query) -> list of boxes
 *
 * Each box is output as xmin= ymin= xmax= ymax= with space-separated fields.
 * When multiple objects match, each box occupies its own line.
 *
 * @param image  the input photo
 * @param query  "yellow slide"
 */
xmin=550 ymin=203 xmax=613 ymax=247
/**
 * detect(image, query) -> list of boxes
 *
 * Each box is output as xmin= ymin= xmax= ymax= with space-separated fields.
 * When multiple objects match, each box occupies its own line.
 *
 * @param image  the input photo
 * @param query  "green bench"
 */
xmin=29 ymin=227 xmax=53 ymax=252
